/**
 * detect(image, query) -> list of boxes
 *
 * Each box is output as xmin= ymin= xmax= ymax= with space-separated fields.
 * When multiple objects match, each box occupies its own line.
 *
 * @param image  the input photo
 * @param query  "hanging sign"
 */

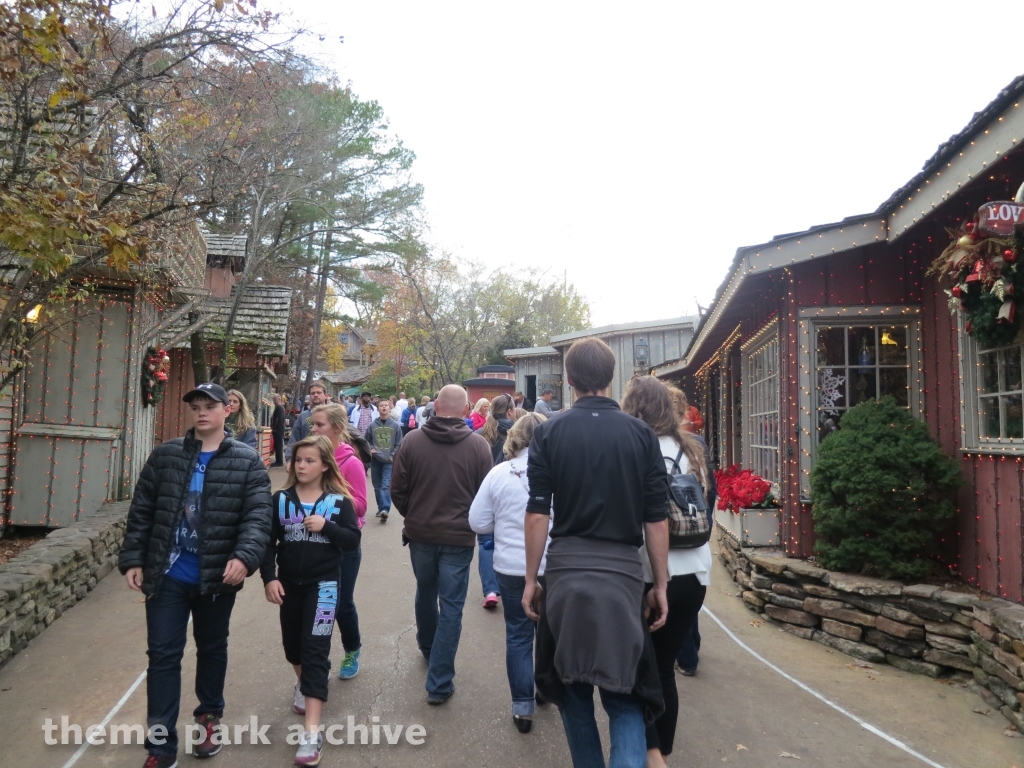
xmin=977 ymin=200 xmax=1024 ymax=236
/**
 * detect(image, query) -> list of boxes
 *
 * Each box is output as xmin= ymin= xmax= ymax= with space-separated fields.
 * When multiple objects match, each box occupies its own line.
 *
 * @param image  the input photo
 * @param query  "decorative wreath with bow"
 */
xmin=930 ymin=192 xmax=1024 ymax=349
xmin=142 ymin=346 xmax=171 ymax=407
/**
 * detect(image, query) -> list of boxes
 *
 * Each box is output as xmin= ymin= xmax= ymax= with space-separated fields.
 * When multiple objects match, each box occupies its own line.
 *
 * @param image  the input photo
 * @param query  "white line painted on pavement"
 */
xmin=60 ymin=668 xmax=147 ymax=768
xmin=701 ymin=606 xmax=950 ymax=768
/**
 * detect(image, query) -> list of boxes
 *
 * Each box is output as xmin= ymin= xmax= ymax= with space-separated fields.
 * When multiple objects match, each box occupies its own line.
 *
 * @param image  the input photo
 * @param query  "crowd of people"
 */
xmin=119 ymin=338 xmax=712 ymax=768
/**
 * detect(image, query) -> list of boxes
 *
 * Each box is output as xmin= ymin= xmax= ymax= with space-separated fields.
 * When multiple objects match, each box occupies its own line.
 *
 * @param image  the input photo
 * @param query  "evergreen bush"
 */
xmin=810 ymin=397 xmax=961 ymax=580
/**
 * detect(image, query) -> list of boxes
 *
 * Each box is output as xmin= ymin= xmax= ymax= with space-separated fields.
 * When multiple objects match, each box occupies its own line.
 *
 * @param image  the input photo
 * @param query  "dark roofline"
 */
xmin=462 ymin=377 xmax=516 ymax=387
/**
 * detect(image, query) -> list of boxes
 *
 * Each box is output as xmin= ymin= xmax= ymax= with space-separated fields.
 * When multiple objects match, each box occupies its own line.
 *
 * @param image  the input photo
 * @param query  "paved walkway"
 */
xmin=0 ymin=469 xmax=1019 ymax=767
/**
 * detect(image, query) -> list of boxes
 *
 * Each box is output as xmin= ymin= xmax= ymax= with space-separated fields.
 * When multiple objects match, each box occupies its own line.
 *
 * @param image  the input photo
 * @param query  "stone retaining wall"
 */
xmin=718 ymin=527 xmax=1024 ymax=730
xmin=0 ymin=501 xmax=128 ymax=669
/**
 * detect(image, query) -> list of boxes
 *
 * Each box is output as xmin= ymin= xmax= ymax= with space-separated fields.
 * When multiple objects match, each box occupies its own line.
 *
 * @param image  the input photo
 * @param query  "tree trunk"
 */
xmin=303 ymin=231 xmax=331 ymax=397
xmin=188 ymin=312 xmax=208 ymax=384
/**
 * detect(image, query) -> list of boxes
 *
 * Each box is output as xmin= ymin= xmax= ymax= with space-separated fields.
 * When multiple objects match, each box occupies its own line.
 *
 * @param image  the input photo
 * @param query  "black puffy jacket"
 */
xmin=119 ymin=430 xmax=273 ymax=595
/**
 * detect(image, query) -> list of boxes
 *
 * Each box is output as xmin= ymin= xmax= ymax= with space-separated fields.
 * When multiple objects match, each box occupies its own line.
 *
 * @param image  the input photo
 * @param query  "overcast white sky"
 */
xmin=273 ymin=1 xmax=1024 ymax=326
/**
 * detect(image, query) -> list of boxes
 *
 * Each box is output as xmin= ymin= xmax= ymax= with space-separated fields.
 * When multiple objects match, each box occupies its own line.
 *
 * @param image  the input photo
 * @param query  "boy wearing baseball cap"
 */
xmin=119 ymin=383 xmax=272 ymax=768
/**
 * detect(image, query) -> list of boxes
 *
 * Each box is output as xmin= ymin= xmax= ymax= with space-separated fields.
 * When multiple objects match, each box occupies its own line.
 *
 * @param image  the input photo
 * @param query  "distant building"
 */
xmin=463 ymin=364 xmax=516 ymax=404
xmin=504 ymin=316 xmax=698 ymax=407
xmin=337 ymin=324 xmax=378 ymax=368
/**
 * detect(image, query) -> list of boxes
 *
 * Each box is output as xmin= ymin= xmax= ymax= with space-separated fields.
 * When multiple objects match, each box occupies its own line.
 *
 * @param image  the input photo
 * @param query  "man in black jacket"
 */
xmin=270 ymin=393 xmax=286 ymax=467
xmin=119 ymin=382 xmax=272 ymax=768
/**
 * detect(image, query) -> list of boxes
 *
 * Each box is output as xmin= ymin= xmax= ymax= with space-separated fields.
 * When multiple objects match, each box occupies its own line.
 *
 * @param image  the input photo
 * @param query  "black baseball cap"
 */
xmin=361 ymin=391 xmax=372 ymax=397
xmin=183 ymin=382 xmax=230 ymax=405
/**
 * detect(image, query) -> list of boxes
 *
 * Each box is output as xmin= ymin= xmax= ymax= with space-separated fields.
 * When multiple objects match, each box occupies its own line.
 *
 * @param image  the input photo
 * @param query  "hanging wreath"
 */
xmin=929 ymin=198 xmax=1024 ymax=349
xmin=142 ymin=346 xmax=170 ymax=407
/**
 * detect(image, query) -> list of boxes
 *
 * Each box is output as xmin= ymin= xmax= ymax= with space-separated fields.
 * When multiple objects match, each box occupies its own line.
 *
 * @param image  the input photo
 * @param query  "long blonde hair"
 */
xmin=480 ymin=393 xmax=514 ymax=446
xmin=285 ymin=435 xmax=353 ymax=500
xmin=622 ymin=376 xmax=708 ymax=488
xmin=311 ymin=404 xmax=352 ymax=445
xmin=227 ymin=389 xmax=256 ymax=432
xmin=473 ymin=398 xmax=490 ymax=416
xmin=503 ymin=412 xmax=546 ymax=459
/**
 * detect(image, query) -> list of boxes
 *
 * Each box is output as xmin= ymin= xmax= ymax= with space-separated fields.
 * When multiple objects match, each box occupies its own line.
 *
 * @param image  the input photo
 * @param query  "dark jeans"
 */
xmin=408 ymin=541 xmax=473 ymax=696
xmin=495 ymin=572 xmax=536 ymax=716
xmin=272 ymin=428 xmax=285 ymax=464
xmin=144 ymin=576 xmax=237 ymax=756
xmin=370 ymin=461 xmax=393 ymax=512
xmin=646 ymin=574 xmax=706 ymax=755
xmin=560 ymin=682 xmax=647 ymax=768
xmin=280 ymin=577 xmax=336 ymax=702
xmin=477 ymin=533 xmax=500 ymax=597
xmin=334 ymin=546 xmax=361 ymax=653
xmin=675 ymin=617 xmax=701 ymax=671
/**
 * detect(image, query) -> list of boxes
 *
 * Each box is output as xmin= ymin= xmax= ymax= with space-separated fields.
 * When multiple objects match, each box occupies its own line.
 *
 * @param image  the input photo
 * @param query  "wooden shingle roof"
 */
xmin=165 ymin=284 xmax=291 ymax=357
xmin=202 ymin=233 xmax=247 ymax=270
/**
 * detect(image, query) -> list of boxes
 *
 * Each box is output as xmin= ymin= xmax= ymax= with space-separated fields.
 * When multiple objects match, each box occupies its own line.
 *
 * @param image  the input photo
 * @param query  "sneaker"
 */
xmin=674 ymin=661 xmax=696 ymax=676
xmin=375 ymin=510 xmax=382 ymax=517
xmin=192 ymin=713 xmax=222 ymax=758
xmin=483 ymin=593 xmax=499 ymax=609
xmin=337 ymin=648 xmax=361 ymax=679
xmin=294 ymin=731 xmax=323 ymax=766
xmin=379 ymin=510 xmax=389 ymax=523
xmin=292 ymin=683 xmax=306 ymax=715
xmin=143 ymin=755 xmax=178 ymax=768
xmin=427 ymin=689 xmax=453 ymax=705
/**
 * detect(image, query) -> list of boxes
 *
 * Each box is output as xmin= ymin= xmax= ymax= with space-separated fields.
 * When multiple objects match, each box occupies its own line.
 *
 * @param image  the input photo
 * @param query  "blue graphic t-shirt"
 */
xmin=165 ymin=450 xmax=215 ymax=584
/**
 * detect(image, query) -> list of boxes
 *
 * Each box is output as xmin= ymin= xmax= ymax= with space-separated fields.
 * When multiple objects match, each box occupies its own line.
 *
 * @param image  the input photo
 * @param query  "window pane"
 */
xmin=816 ymin=327 xmax=845 ymax=366
xmin=878 ymin=326 xmax=908 ymax=365
xmin=980 ymin=396 xmax=1001 ymax=438
xmin=1002 ymin=347 xmax=1023 ymax=392
xmin=848 ymin=326 xmax=876 ymax=368
xmin=848 ymin=369 xmax=876 ymax=406
xmin=880 ymin=369 xmax=908 ymax=406
xmin=1004 ymin=395 xmax=1023 ymax=439
xmin=979 ymin=352 xmax=999 ymax=394
xmin=817 ymin=368 xmax=846 ymax=414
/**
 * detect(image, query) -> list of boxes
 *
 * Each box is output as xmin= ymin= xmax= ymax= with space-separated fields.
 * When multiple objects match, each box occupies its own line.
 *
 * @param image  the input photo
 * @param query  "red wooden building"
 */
xmin=657 ymin=76 xmax=1024 ymax=603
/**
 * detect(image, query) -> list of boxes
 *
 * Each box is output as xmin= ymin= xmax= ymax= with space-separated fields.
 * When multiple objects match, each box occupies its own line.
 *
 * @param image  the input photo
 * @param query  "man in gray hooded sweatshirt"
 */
xmin=365 ymin=400 xmax=402 ymax=522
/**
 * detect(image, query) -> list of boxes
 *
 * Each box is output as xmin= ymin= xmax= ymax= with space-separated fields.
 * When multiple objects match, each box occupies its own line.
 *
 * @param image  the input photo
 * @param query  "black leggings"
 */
xmin=280 ymin=577 xmax=339 ymax=702
xmin=646 ymin=574 xmax=707 ymax=755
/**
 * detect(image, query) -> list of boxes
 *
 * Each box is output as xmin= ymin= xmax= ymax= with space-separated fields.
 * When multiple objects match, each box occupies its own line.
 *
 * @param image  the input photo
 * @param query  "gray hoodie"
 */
xmin=366 ymin=416 xmax=402 ymax=463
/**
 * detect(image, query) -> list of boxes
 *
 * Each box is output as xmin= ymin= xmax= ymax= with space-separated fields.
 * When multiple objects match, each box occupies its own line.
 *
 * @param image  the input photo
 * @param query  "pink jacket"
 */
xmin=470 ymin=412 xmax=487 ymax=431
xmin=335 ymin=442 xmax=367 ymax=527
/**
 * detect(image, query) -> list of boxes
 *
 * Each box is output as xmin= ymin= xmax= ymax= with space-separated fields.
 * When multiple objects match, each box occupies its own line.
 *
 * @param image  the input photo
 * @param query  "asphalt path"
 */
xmin=0 ymin=468 xmax=1019 ymax=768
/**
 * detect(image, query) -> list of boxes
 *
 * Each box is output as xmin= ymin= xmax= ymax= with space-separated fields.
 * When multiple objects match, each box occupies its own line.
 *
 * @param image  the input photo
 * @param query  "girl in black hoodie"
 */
xmin=261 ymin=435 xmax=360 ymax=766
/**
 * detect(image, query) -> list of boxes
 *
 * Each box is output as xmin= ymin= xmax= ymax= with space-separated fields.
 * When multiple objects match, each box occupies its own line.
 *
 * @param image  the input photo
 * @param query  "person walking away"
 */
xmin=260 ymin=435 xmax=359 ymax=766
xmin=665 ymin=385 xmax=715 ymax=675
xmin=400 ymin=399 xmax=418 ymax=436
xmin=226 ymin=389 xmax=259 ymax=451
xmin=119 ymin=383 xmax=271 ymax=768
xmin=287 ymin=383 xmax=328 ymax=466
xmin=514 ymin=391 xmax=534 ymax=412
xmin=395 ymin=392 xmax=408 ymax=417
xmin=349 ymin=391 xmax=378 ymax=434
xmin=309 ymin=403 xmax=367 ymax=681
xmin=469 ymin=413 xmax=552 ymax=734
xmin=534 ymin=389 xmax=556 ymax=416
xmin=470 ymin=398 xmax=490 ymax=431
xmin=366 ymin=400 xmax=402 ymax=522
xmin=390 ymin=385 xmax=493 ymax=704
xmin=475 ymin=393 xmax=516 ymax=608
xmin=414 ymin=395 xmax=430 ymax=426
xmin=522 ymin=338 xmax=670 ymax=768
xmin=271 ymin=394 xmax=287 ymax=467
xmin=621 ymin=376 xmax=711 ymax=767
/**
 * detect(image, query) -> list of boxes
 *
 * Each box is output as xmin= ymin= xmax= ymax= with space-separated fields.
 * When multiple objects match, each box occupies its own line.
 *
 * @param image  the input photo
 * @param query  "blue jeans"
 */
xmin=334 ymin=545 xmax=361 ymax=653
xmin=559 ymin=682 xmax=647 ymax=768
xmin=675 ymin=617 xmax=701 ymax=672
xmin=495 ymin=572 xmax=536 ymax=716
xmin=370 ymin=461 xmax=393 ymax=512
xmin=477 ymin=533 xmax=500 ymax=597
xmin=144 ymin=576 xmax=236 ymax=756
xmin=408 ymin=541 xmax=473 ymax=696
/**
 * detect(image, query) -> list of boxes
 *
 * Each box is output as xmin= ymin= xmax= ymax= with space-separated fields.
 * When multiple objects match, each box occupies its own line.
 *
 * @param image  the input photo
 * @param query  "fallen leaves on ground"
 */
xmin=779 ymin=752 xmax=802 ymax=759
xmin=972 ymin=707 xmax=990 ymax=716
xmin=736 ymin=744 xmax=748 ymax=751
xmin=749 ymin=619 xmax=764 ymax=628
xmin=1004 ymin=729 xmax=1022 ymax=739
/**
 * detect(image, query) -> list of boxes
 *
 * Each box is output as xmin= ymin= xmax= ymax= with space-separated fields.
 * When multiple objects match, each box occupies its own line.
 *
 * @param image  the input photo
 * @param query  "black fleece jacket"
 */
xmin=260 ymin=487 xmax=361 ymax=585
xmin=119 ymin=429 xmax=272 ymax=596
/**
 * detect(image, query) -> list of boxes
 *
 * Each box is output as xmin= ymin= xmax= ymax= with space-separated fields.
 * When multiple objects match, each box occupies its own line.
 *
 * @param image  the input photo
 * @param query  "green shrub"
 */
xmin=810 ymin=397 xmax=961 ymax=580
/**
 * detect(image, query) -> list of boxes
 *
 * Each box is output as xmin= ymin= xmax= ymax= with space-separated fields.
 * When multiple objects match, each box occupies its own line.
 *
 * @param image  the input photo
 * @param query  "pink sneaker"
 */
xmin=483 ymin=593 xmax=499 ymax=609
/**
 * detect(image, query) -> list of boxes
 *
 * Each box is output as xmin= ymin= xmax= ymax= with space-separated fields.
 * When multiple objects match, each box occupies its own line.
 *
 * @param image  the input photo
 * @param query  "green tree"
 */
xmin=810 ymin=397 xmax=962 ymax=580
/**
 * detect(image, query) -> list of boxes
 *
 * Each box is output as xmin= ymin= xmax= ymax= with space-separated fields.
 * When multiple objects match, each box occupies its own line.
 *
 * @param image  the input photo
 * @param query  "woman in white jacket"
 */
xmin=621 ymin=376 xmax=711 ymax=768
xmin=469 ymin=412 xmax=550 ymax=734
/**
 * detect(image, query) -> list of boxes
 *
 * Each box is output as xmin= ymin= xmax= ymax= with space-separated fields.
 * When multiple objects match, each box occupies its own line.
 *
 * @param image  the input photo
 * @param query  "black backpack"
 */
xmin=665 ymin=449 xmax=711 ymax=549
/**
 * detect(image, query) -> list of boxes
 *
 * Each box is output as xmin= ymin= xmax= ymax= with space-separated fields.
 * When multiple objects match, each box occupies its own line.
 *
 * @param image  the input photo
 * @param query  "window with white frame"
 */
xmin=959 ymin=323 xmax=1024 ymax=449
xmin=743 ymin=325 xmax=780 ymax=484
xmin=797 ymin=307 xmax=922 ymax=497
